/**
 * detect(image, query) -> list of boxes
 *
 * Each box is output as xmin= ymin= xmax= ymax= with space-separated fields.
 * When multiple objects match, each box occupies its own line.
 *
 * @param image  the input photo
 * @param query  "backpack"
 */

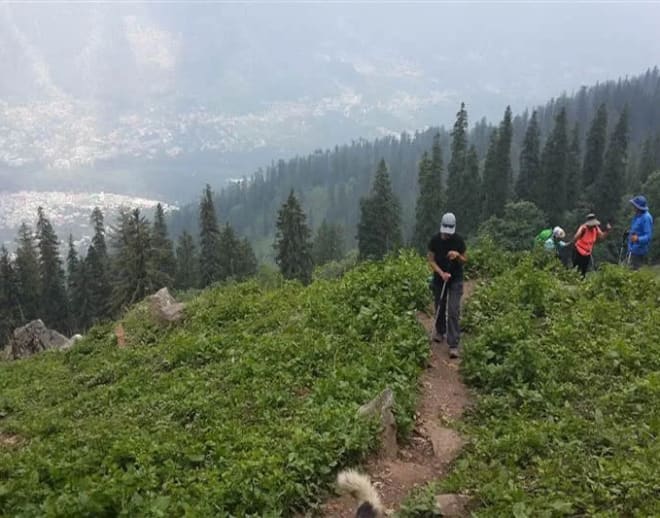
xmin=535 ymin=228 xmax=552 ymax=245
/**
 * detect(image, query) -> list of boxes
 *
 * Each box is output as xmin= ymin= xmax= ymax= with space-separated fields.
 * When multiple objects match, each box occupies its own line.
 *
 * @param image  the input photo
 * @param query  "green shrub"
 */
xmin=0 ymin=252 xmax=430 ymax=517
xmin=446 ymin=261 xmax=660 ymax=516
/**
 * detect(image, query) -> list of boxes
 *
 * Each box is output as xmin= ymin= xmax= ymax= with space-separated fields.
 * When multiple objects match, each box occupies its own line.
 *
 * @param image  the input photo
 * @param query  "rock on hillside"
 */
xmin=3 ymin=320 xmax=73 ymax=360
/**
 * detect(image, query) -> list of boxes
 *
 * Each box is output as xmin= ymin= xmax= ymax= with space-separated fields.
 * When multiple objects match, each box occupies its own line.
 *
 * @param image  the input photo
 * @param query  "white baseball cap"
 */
xmin=440 ymin=213 xmax=456 ymax=235
xmin=552 ymin=226 xmax=565 ymax=239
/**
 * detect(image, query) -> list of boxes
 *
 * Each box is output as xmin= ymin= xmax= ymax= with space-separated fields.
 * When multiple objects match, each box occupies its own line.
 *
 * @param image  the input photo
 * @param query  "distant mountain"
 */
xmin=169 ymin=68 xmax=660 ymax=260
xmin=2 ymin=3 xmax=658 ymax=200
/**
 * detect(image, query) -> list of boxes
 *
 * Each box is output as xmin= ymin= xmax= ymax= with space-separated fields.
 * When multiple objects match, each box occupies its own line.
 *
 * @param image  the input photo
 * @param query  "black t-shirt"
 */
xmin=428 ymin=233 xmax=467 ymax=283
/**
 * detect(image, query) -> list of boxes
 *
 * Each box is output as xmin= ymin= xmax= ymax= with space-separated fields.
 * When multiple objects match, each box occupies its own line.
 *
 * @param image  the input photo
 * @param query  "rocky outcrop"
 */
xmin=5 ymin=320 xmax=72 ymax=360
xmin=148 ymin=288 xmax=185 ymax=324
xmin=358 ymin=388 xmax=398 ymax=459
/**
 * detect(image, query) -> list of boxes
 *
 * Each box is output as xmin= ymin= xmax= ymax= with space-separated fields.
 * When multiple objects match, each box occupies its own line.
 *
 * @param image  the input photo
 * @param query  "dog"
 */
xmin=336 ymin=469 xmax=384 ymax=518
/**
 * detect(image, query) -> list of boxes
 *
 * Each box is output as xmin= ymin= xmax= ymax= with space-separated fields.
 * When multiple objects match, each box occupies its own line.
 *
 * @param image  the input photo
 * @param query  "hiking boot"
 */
xmin=449 ymin=347 xmax=459 ymax=359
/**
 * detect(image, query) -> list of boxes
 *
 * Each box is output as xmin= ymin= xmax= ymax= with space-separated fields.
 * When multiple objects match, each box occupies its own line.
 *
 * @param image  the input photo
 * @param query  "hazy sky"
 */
xmin=1 ymin=2 xmax=659 ymax=194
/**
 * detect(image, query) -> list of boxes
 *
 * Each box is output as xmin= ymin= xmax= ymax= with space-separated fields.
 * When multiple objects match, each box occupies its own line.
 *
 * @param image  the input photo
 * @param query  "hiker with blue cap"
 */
xmin=626 ymin=195 xmax=654 ymax=270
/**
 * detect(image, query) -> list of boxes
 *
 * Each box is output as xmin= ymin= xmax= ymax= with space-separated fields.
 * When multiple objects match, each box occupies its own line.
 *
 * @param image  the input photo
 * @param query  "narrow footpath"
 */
xmin=321 ymin=282 xmax=475 ymax=516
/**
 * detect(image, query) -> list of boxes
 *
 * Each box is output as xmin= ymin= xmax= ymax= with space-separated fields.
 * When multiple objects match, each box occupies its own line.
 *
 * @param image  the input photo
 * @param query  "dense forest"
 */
xmin=169 ymin=67 xmax=660 ymax=260
xmin=3 ymin=68 xmax=660 ymax=345
xmin=0 ymin=189 xmax=259 ymax=344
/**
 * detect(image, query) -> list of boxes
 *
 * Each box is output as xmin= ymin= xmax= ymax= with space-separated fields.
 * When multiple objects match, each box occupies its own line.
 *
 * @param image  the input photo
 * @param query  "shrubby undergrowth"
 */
xmin=0 ymin=252 xmax=429 ymax=517
xmin=448 ymin=258 xmax=660 ymax=516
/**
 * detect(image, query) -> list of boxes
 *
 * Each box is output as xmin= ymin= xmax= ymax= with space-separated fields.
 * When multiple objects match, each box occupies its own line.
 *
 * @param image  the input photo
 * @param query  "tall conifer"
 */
xmin=516 ymin=111 xmax=541 ymax=203
xmin=357 ymin=160 xmax=402 ymax=260
xmin=274 ymin=190 xmax=314 ymax=284
xmin=539 ymin=107 xmax=569 ymax=222
xmin=446 ymin=104 xmax=468 ymax=214
xmin=595 ymin=109 xmax=629 ymax=223
xmin=199 ymin=184 xmax=222 ymax=287
xmin=482 ymin=106 xmax=513 ymax=218
xmin=36 ymin=208 xmax=68 ymax=331
xmin=582 ymin=103 xmax=608 ymax=195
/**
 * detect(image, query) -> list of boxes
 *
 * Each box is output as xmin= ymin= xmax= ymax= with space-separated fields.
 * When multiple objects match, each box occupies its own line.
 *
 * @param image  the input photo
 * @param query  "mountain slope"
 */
xmin=170 ymin=68 xmax=660 ymax=259
xmin=0 ymin=253 xmax=429 ymax=516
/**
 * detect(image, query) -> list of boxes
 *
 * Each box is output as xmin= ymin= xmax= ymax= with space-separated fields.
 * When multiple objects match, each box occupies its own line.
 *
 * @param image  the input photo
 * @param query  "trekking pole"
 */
xmin=431 ymin=280 xmax=447 ymax=339
xmin=618 ymin=231 xmax=630 ymax=266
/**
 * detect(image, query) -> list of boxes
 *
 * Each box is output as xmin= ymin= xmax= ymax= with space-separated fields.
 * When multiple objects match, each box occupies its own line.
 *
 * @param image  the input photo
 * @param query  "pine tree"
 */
xmin=235 ymin=238 xmax=258 ymax=280
xmin=357 ymin=160 xmax=403 ymax=261
xmin=582 ymin=104 xmax=608 ymax=193
xmin=312 ymin=220 xmax=345 ymax=265
xmin=90 ymin=207 xmax=108 ymax=257
xmin=87 ymin=208 xmax=111 ymax=322
xmin=151 ymin=203 xmax=176 ymax=288
xmin=274 ymin=190 xmax=314 ymax=284
xmin=67 ymin=237 xmax=92 ymax=332
xmin=446 ymin=103 xmax=468 ymax=214
xmin=595 ymin=109 xmax=629 ymax=223
xmin=636 ymin=134 xmax=660 ymax=186
xmin=430 ymin=131 xmax=445 ymax=199
xmin=413 ymin=152 xmax=440 ymax=253
xmin=481 ymin=129 xmax=499 ymax=219
xmin=218 ymin=223 xmax=241 ymax=280
xmin=538 ymin=107 xmax=569 ymax=222
xmin=74 ymin=257 xmax=93 ymax=330
xmin=36 ymin=207 xmax=68 ymax=331
xmin=66 ymin=235 xmax=80 ymax=332
xmin=566 ymin=123 xmax=582 ymax=210
xmin=460 ymin=145 xmax=483 ymax=235
xmin=515 ymin=111 xmax=541 ymax=202
xmin=175 ymin=231 xmax=199 ymax=290
xmin=482 ymin=106 xmax=513 ymax=218
xmin=111 ymin=208 xmax=157 ymax=311
xmin=15 ymin=223 xmax=40 ymax=321
xmin=199 ymin=184 xmax=222 ymax=287
xmin=0 ymin=247 xmax=21 ymax=343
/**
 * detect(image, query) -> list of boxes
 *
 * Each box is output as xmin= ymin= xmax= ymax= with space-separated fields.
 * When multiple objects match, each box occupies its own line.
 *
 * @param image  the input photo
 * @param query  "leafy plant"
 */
xmin=0 ymin=251 xmax=431 ymax=517
xmin=445 ymin=259 xmax=660 ymax=516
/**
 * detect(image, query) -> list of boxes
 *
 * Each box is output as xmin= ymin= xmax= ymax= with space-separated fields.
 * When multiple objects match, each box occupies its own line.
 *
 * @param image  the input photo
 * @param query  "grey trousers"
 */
xmin=630 ymin=254 xmax=646 ymax=270
xmin=433 ymin=280 xmax=463 ymax=348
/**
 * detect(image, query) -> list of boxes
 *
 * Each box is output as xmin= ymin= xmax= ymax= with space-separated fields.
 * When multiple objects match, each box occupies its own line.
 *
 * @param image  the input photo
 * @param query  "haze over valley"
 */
xmin=1 ymin=2 xmax=659 ymax=243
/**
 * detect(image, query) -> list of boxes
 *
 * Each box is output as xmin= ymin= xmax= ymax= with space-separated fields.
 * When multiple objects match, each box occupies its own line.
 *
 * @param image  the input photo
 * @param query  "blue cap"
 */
xmin=630 ymin=195 xmax=648 ymax=211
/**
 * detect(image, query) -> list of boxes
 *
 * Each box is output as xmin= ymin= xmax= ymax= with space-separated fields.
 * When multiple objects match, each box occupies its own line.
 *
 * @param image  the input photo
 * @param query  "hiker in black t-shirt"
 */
xmin=427 ymin=212 xmax=467 ymax=359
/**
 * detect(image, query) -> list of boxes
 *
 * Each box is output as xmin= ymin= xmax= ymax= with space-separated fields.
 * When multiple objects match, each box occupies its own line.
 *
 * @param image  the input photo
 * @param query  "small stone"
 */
xmin=435 ymin=494 xmax=469 ymax=516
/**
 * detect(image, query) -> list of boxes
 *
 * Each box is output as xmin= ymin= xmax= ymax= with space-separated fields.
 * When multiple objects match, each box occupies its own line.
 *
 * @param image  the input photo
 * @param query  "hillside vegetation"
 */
xmin=0 ymin=253 xmax=429 ymax=517
xmin=404 ymin=253 xmax=660 ymax=516
xmin=170 ymin=68 xmax=660 ymax=255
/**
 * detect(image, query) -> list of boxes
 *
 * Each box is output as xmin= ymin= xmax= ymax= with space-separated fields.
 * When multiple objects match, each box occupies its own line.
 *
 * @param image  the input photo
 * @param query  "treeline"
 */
xmin=169 ymin=67 xmax=660 ymax=255
xmin=0 ymin=189 xmax=259 ymax=344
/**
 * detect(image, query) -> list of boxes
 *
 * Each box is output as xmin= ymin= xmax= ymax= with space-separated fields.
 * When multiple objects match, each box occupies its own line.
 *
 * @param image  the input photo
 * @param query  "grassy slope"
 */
xmin=0 ymin=253 xmax=429 ymax=517
xmin=448 ymin=257 xmax=660 ymax=516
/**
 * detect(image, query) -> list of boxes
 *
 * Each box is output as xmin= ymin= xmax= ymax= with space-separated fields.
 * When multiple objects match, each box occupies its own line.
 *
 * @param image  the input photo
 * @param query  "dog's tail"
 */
xmin=337 ymin=469 xmax=383 ymax=517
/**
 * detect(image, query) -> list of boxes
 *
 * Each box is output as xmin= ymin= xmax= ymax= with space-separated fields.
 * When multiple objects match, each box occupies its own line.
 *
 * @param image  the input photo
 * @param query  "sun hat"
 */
xmin=630 ymin=195 xmax=648 ymax=211
xmin=585 ymin=213 xmax=600 ymax=227
xmin=552 ymin=226 xmax=565 ymax=239
xmin=440 ymin=212 xmax=456 ymax=235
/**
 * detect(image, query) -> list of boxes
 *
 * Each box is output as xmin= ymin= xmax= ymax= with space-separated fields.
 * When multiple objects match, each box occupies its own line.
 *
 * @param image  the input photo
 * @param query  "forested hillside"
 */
xmin=170 ymin=68 xmax=660 ymax=259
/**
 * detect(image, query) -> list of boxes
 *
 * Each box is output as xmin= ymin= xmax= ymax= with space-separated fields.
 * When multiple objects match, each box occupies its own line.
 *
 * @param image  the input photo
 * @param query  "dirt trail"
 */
xmin=321 ymin=281 xmax=475 ymax=516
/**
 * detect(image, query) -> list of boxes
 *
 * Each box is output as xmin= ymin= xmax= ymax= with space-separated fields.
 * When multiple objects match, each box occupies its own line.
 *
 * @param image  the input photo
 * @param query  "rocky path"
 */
xmin=321 ymin=281 xmax=475 ymax=516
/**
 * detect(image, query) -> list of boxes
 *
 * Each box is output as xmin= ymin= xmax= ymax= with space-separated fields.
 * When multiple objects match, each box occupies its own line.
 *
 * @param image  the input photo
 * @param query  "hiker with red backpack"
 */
xmin=572 ymin=213 xmax=611 ymax=277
